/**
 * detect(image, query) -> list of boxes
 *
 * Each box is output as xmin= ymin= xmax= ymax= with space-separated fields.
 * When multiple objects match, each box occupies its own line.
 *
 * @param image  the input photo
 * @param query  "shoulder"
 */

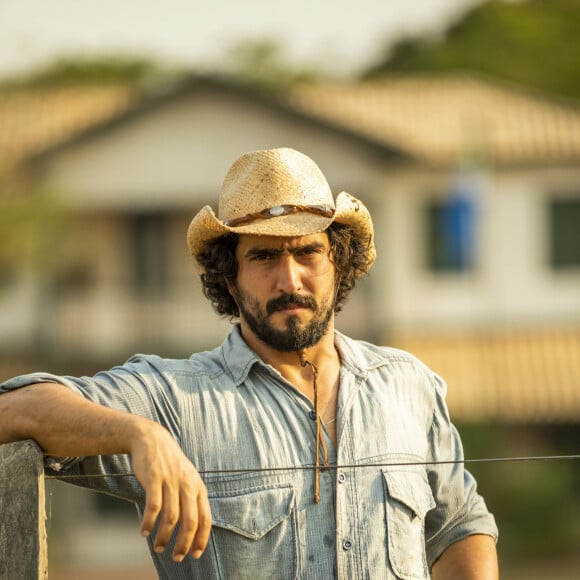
xmin=336 ymin=332 xmax=431 ymax=373
xmin=337 ymin=332 xmax=446 ymax=398
xmin=125 ymin=345 xmax=228 ymax=382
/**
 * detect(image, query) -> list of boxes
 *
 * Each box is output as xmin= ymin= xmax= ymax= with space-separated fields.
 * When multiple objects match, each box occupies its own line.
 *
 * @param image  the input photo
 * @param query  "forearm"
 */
xmin=431 ymin=534 xmax=498 ymax=580
xmin=0 ymin=382 xmax=156 ymax=457
xmin=0 ymin=381 xmax=212 ymax=561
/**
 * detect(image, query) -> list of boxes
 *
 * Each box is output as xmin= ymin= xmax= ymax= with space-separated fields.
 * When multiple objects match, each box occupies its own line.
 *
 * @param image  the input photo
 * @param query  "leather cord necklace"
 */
xmin=298 ymin=351 xmax=329 ymax=503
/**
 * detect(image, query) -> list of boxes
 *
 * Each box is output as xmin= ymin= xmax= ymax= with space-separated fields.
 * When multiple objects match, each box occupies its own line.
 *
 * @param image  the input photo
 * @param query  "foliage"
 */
xmin=0 ymin=187 xmax=68 ymax=277
xmin=364 ymin=0 xmax=580 ymax=102
xmin=0 ymin=42 xmax=325 ymax=93
xmin=220 ymin=39 xmax=321 ymax=90
xmin=459 ymin=423 xmax=580 ymax=561
xmin=1 ymin=55 xmax=183 ymax=88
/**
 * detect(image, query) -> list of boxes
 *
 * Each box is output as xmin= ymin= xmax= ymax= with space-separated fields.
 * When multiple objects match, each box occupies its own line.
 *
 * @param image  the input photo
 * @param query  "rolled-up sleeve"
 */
xmin=424 ymin=373 xmax=498 ymax=567
xmin=0 ymin=356 xmax=181 ymax=499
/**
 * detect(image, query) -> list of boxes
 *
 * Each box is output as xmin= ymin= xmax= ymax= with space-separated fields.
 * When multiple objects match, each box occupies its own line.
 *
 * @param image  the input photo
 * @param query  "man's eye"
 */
xmin=252 ymin=253 xmax=274 ymax=262
xmin=297 ymin=247 xmax=323 ymax=259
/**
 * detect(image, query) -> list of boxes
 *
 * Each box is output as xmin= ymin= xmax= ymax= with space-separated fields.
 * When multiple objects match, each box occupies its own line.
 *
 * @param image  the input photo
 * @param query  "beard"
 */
xmin=234 ymin=289 xmax=334 ymax=352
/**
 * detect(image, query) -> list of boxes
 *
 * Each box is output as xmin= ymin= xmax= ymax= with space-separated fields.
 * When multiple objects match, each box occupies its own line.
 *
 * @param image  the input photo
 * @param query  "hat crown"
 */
xmin=187 ymin=147 xmax=376 ymax=275
xmin=218 ymin=148 xmax=334 ymax=222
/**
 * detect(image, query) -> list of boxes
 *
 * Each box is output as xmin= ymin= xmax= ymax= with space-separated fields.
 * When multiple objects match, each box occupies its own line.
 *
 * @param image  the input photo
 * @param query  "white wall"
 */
xmin=40 ymin=89 xmax=380 ymax=210
xmin=373 ymin=166 xmax=580 ymax=333
xmin=2 ymin=88 xmax=385 ymax=358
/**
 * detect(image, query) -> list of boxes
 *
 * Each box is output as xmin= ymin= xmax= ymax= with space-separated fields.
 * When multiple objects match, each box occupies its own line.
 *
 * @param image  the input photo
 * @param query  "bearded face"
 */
xmin=231 ymin=233 xmax=337 ymax=353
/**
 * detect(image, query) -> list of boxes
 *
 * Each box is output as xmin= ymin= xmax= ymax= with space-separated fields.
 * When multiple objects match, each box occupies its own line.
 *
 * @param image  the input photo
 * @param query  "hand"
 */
xmin=0 ymin=384 xmax=212 ymax=562
xmin=129 ymin=421 xmax=212 ymax=562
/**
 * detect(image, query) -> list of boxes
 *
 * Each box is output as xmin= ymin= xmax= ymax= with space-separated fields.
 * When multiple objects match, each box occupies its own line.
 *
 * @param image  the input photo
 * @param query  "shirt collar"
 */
xmin=220 ymin=325 xmax=387 ymax=386
xmin=219 ymin=325 xmax=264 ymax=386
xmin=334 ymin=331 xmax=374 ymax=379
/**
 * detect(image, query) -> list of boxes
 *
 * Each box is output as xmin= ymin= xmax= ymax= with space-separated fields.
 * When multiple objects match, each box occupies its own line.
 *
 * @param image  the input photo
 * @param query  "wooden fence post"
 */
xmin=0 ymin=440 xmax=48 ymax=580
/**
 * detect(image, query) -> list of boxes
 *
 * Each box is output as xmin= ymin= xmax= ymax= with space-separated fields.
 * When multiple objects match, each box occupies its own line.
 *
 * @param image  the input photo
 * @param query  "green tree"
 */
xmin=2 ymin=55 xmax=183 ymax=88
xmin=365 ymin=0 xmax=580 ymax=102
xmin=220 ymin=39 xmax=320 ymax=90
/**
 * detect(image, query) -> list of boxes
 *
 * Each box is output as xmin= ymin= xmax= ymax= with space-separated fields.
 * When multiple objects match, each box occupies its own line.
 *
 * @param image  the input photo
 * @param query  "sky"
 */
xmin=0 ymin=0 xmax=484 ymax=80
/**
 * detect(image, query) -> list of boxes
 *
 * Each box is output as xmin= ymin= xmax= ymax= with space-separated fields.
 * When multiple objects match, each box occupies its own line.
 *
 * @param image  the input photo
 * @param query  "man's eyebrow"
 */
xmin=245 ymin=246 xmax=281 ymax=258
xmin=291 ymin=241 xmax=328 ymax=253
xmin=244 ymin=241 xmax=328 ymax=258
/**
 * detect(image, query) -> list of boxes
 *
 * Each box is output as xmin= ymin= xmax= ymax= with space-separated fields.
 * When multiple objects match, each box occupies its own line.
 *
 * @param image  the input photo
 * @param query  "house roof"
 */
xmin=1 ymin=74 xmax=580 ymax=176
xmin=391 ymin=328 xmax=580 ymax=423
xmin=286 ymin=75 xmax=580 ymax=167
xmin=0 ymin=78 xmax=407 ymax=177
xmin=0 ymin=84 xmax=139 ymax=174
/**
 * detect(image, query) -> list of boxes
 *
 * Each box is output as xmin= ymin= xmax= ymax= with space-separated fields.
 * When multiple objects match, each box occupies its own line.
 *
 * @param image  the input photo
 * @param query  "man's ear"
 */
xmin=226 ymin=279 xmax=238 ymax=302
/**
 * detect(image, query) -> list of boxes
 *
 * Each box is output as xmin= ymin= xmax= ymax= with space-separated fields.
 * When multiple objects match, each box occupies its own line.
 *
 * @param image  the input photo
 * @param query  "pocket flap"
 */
xmin=209 ymin=485 xmax=295 ymax=540
xmin=383 ymin=471 xmax=435 ymax=519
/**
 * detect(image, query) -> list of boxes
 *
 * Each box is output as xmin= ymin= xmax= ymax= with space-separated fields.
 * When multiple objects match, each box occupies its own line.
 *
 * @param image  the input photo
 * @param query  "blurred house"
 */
xmin=1 ymin=73 xmax=580 ymax=572
xmin=2 ymin=74 xmax=579 ymax=424
xmin=1 ymin=74 xmax=579 ymax=413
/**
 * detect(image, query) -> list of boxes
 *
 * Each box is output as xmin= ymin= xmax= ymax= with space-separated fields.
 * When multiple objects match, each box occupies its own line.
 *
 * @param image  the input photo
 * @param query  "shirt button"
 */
xmin=342 ymin=539 xmax=353 ymax=551
xmin=308 ymin=410 xmax=316 ymax=421
xmin=337 ymin=472 xmax=346 ymax=483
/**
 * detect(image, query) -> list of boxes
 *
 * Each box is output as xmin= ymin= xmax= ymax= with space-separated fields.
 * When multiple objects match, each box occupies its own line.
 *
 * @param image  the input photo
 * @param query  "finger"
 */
xmin=172 ymin=487 xmax=199 ymax=562
xmin=153 ymin=482 xmax=180 ymax=554
xmin=191 ymin=485 xmax=212 ymax=559
xmin=141 ymin=480 xmax=163 ymax=540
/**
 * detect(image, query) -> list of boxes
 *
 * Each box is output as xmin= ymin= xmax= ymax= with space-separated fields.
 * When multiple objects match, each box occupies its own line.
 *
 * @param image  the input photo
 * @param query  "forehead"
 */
xmin=236 ymin=232 xmax=329 ymax=253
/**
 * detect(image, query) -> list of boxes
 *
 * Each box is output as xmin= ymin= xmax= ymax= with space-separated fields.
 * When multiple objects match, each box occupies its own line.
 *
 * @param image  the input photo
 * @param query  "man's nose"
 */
xmin=275 ymin=255 xmax=303 ymax=293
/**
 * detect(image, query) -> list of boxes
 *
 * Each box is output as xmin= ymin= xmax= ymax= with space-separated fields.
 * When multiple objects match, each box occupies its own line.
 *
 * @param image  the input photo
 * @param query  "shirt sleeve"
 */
xmin=423 ymin=372 xmax=499 ymax=567
xmin=0 ymin=355 xmax=181 ymax=505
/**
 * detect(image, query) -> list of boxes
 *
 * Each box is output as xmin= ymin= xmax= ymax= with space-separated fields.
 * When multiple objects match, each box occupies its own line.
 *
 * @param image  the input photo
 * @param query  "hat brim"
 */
xmin=187 ymin=191 xmax=376 ymax=270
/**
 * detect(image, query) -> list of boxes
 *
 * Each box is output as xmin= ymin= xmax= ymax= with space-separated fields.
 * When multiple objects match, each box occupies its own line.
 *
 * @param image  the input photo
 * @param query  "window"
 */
xmin=130 ymin=213 xmax=169 ymax=295
xmin=425 ymin=195 xmax=477 ymax=273
xmin=549 ymin=198 xmax=580 ymax=269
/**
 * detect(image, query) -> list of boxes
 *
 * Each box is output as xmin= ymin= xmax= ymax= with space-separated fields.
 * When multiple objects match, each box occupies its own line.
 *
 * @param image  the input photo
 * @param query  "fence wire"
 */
xmin=45 ymin=453 xmax=580 ymax=480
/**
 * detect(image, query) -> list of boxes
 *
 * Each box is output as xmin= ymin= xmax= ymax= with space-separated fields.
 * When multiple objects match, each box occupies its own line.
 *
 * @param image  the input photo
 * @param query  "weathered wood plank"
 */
xmin=0 ymin=440 xmax=47 ymax=580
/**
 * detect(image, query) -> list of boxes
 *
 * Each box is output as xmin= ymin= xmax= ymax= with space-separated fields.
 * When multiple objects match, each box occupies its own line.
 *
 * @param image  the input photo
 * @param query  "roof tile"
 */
xmin=391 ymin=328 xmax=580 ymax=423
xmin=287 ymin=76 xmax=580 ymax=166
xmin=0 ymin=84 xmax=138 ymax=173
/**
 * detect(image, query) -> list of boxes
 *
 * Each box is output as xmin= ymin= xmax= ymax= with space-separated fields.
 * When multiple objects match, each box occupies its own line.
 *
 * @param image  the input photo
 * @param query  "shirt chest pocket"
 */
xmin=383 ymin=470 xmax=436 ymax=580
xmin=208 ymin=484 xmax=300 ymax=580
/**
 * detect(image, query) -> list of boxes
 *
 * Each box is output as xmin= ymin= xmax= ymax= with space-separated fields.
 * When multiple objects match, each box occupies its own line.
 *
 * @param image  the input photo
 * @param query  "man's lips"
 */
xmin=275 ymin=303 xmax=306 ymax=314
xmin=266 ymin=294 xmax=316 ymax=315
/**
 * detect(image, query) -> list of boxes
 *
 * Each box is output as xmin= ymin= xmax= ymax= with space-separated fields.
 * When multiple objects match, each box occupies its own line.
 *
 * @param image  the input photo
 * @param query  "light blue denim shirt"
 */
xmin=1 ymin=326 xmax=497 ymax=579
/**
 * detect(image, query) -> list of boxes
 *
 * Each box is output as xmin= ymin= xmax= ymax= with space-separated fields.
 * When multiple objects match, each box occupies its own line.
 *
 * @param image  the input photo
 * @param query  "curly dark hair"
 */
xmin=196 ymin=223 xmax=371 ymax=319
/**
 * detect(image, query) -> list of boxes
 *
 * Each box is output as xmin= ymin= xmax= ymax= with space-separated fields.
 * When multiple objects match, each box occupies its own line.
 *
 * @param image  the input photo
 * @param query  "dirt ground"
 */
xmin=50 ymin=560 xmax=580 ymax=580
xmin=49 ymin=566 xmax=157 ymax=580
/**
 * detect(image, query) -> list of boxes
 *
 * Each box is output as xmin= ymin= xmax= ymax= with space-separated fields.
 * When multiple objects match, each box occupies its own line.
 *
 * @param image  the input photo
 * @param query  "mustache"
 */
xmin=266 ymin=293 xmax=317 ymax=315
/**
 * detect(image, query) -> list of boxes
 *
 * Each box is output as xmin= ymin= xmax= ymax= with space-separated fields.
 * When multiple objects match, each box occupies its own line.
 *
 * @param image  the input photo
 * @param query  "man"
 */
xmin=0 ymin=148 xmax=498 ymax=579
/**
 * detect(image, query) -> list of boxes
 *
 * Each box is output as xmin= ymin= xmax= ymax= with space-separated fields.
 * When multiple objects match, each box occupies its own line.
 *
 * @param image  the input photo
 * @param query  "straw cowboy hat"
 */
xmin=187 ymin=147 xmax=376 ymax=272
